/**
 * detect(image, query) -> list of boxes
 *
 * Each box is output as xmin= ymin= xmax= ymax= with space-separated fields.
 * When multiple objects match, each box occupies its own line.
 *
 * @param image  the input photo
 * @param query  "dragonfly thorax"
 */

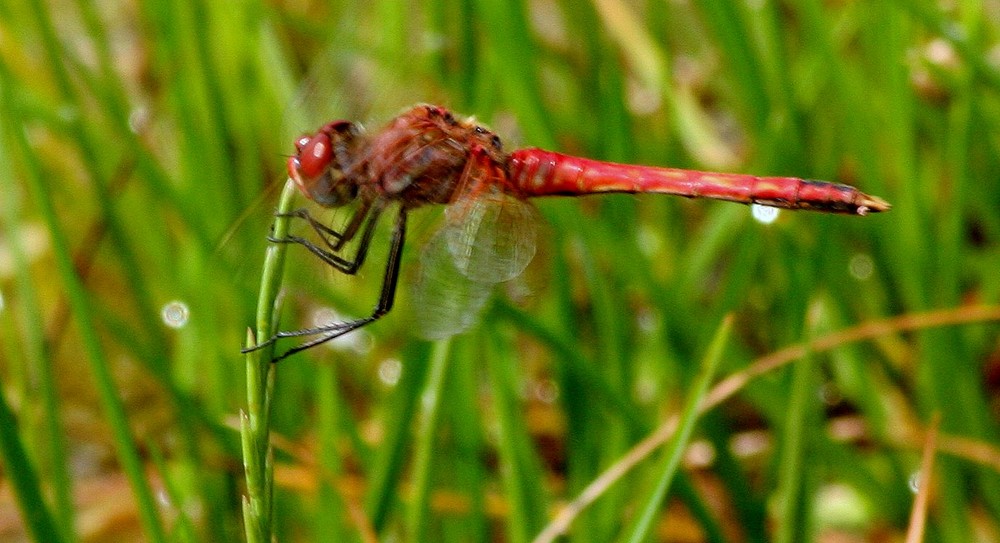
xmin=289 ymin=105 xmax=513 ymax=211
xmin=365 ymin=105 xmax=510 ymax=208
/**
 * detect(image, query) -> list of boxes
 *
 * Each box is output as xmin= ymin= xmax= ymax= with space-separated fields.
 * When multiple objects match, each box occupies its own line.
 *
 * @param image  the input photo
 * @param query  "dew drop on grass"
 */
xmin=848 ymin=253 xmax=874 ymax=280
xmin=156 ymin=488 xmax=172 ymax=507
xmin=532 ymin=379 xmax=559 ymax=404
xmin=636 ymin=307 xmax=657 ymax=334
xmin=815 ymin=484 xmax=869 ymax=526
xmin=129 ymin=105 xmax=149 ymax=133
xmin=685 ymin=440 xmax=716 ymax=467
xmin=378 ymin=358 xmax=402 ymax=387
xmin=751 ymin=204 xmax=780 ymax=224
xmin=908 ymin=471 xmax=924 ymax=494
xmin=161 ymin=301 xmax=190 ymax=329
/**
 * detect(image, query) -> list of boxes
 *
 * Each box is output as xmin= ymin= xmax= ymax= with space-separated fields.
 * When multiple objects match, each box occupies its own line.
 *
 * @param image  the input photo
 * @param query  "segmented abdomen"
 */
xmin=508 ymin=149 xmax=889 ymax=215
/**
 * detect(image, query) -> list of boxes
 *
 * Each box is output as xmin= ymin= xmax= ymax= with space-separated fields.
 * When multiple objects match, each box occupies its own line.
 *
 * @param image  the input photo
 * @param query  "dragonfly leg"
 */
xmin=330 ymin=200 xmax=373 ymax=251
xmin=267 ymin=202 xmax=372 ymax=253
xmin=274 ymin=208 xmax=345 ymax=242
xmin=242 ymin=207 xmax=408 ymax=361
xmin=275 ymin=199 xmax=373 ymax=252
xmin=266 ymin=207 xmax=407 ymax=362
xmin=269 ymin=201 xmax=384 ymax=275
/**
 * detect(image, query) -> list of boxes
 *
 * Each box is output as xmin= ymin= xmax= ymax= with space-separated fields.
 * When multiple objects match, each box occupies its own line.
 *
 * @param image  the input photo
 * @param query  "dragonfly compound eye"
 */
xmin=290 ymin=132 xmax=342 ymax=204
xmin=294 ymin=135 xmax=311 ymax=153
xmin=297 ymin=132 xmax=334 ymax=179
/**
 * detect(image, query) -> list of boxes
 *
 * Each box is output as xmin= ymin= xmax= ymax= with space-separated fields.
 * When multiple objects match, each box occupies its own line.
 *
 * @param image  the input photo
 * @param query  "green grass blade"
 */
xmin=0 ymin=57 xmax=167 ymax=543
xmin=488 ymin=326 xmax=550 ymax=543
xmin=405 ymin=338 xmax=453 ymax=542
xmin=621 ymin=316 xmax=731 ymax=543
xmin=472 ymin=0 xmax=556 ymax=148
xmin=0 ymin=382 xmax=65 ymax=543
xmin=242 ymin=179 xmax=298 ymax=543
xmin=0 ymin=74 xmax=75 ymax=541
xmin=773 ymin=307 xmax=819 ymax=543
xmin=5 ymin=1 xmax=999 ymax=540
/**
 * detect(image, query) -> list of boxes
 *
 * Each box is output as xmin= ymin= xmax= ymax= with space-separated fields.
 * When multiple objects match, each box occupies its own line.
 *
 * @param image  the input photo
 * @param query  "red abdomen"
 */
xmin=508 ymin=148 xmax=889 ymax=215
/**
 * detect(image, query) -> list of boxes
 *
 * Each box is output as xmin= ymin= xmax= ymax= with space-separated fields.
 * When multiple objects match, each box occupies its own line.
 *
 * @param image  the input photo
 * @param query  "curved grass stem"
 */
xmin=242 ymin=179 xmax=298 ymax=543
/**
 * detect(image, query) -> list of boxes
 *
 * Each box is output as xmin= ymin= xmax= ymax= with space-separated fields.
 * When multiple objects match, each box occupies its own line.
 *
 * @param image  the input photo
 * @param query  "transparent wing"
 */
xmin=411 ymin=226 xmax=494 ymax=340
xmin=442 ymin=190 xmax=539 ymax=284
xmin=409 ymin=191 xmax=539 ymax=339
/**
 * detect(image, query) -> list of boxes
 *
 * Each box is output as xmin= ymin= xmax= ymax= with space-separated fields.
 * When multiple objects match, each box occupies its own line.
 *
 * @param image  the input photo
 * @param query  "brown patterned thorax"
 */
xmin=362 ymin=105 xmax=508 ymax=207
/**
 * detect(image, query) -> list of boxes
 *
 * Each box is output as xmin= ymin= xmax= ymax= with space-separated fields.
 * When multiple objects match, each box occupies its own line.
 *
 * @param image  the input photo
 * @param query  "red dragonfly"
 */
xmin=245 ymin=104 xmax=889 ymax=360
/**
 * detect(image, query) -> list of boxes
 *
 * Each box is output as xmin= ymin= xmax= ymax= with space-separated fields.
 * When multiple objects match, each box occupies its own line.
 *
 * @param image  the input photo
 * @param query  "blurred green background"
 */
xmin=2 ymin=0 xmax=1000 ymax=541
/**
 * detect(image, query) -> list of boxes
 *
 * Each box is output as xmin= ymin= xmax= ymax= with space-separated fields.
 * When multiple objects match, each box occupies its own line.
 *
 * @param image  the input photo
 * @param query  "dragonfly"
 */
xmin=243 ymin=104 xmax=889 ymax=361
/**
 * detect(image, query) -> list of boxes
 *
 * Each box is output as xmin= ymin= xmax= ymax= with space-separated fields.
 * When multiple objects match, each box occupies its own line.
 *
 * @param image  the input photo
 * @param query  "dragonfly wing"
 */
xmin=411 ymin=226 xmax=493 ymax=340
xmin=443 ymin=191 xmax=539 ymax=285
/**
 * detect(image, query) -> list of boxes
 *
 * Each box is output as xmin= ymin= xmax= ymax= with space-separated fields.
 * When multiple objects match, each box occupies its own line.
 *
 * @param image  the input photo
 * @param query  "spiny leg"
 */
xmin=241 ymin=202 xmax=393 ymax=356
xmin=274 ymin=208 xmax=344 ymax=242
xmin=275 ymin=199 xmax=373 ymax=252
xmin=269 ymin=200 xmax=383 ymax=275
xmin=267 ymin=206 xmax=408 ymax=361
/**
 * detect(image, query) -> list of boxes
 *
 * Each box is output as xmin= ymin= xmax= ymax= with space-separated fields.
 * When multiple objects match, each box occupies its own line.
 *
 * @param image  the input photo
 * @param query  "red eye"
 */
xmin=297 ymin=132 xmax=333 ymax=179
xmin=293 ymin=135 xmax=311 ymax=152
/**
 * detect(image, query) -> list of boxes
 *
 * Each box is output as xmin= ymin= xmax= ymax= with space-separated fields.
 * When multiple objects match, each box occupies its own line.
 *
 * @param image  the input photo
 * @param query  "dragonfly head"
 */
xmin=288 ymin=120 xmax=362 ymax=207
